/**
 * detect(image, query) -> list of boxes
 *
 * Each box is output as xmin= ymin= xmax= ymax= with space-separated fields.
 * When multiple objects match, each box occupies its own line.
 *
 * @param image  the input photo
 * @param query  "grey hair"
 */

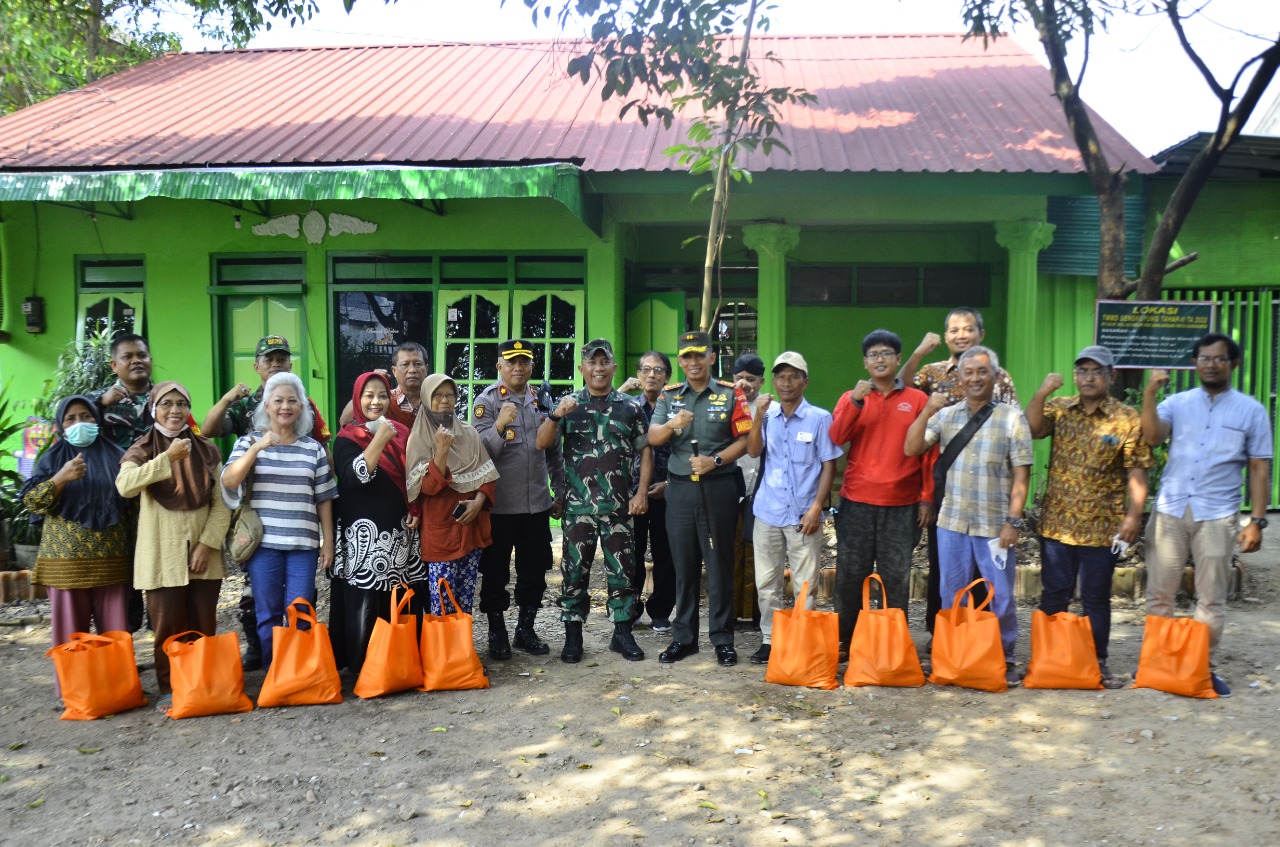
xmin=253 ymin=372 xmax=315 ymax=438
xmin=958 ymin=345 xmax=1000 ymax=372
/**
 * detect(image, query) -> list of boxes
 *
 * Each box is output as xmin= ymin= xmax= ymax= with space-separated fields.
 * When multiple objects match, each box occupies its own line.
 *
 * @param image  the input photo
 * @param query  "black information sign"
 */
xmin=1095 ymin=300 xmax=1217 ymax=369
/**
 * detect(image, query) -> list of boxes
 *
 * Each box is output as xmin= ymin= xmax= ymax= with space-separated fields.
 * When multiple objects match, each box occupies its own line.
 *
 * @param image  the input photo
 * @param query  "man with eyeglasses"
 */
xmin=829 ymin=330 xmax=936 ymax=660
xmin=201 ymin=334 xmax=330 ymax=671
xmin=537 ymin=339 xmax=652 ymax=663
xmin=1027 ymin=345 xmax=1152 ymax=689
xmin=648 ymin=331 xmax=753 ymax=665
xmin=1141 ymin=332 xmax=1273 ymax=697
xmin=620 ymin=351 xmax=678 ymax=632
xmin=473 ymin=339 xmax=567 ymax=661
xmin=337 ymin=341 xmax=428 ymax=426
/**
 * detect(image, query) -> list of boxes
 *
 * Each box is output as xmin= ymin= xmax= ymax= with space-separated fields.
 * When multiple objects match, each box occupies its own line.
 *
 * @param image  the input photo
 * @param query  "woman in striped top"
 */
xmin=221 ymin=373 xmax=337 ymax=672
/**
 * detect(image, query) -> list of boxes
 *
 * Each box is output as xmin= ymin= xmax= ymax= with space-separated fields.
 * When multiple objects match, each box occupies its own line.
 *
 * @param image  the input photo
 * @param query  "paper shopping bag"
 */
xmin=163 ymin=631 xmax=254 ymax=719
xmin=1133 ymin=615 xmax=1217 ymax=699
xmin=419 ymin=578 xmax=489 ymax=692
xmin=47 ymin=631 xmax=148 ymax=720
xmin=929 ymin=578 xmax=1007 ymax=693
xmin=845 ymin=574 xmax=925 ymax=688
xmin=1023 ymin=610 xmax=1103 ymax=690
xmin=355 ymin=583 xmax=425 ymax=698
xmin=765 ymin=580 xmax=840 ymax=690
xmin=258 ymin=598 xmax=343 ymax=707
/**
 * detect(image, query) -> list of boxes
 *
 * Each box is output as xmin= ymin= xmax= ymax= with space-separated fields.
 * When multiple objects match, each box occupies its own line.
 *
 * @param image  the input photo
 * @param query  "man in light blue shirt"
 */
xmin=1142 ymin=333 xmax=1273 ymax=697
xmin=745 ymin=352 xmax=842 ymax=664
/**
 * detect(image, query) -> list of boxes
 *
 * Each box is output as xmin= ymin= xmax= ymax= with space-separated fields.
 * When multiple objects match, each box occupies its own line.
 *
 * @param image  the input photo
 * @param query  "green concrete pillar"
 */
xmin=994 ymin=220 xmax=1055 ymax=400
xmin=742 ymin=223 xmax=800 ymax=365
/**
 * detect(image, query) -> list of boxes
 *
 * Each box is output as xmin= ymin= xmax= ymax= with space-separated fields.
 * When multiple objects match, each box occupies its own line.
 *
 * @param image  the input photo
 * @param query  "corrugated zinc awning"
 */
xmin=0 ymin=163 xmax=589 ymax=226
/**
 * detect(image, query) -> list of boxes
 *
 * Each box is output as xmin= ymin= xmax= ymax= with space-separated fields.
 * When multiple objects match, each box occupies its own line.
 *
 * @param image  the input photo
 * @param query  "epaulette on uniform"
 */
xmin=663 ymin=382 xmax=682 ymax=391
xmin=717 ymin=379 xmax=735 ymax=388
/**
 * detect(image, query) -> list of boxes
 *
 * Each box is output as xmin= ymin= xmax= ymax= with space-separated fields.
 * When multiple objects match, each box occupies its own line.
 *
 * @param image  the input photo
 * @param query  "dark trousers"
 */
xmin=147 ymin=580 xmax=221 ymax=694
xmin=1039 ymin=538 xmax=1117 ymax=661
xmin=328 ymin=577 xmax=428 ymax=674
xmin=666 ymin=473 xmax=740 ymax=648
xmin=834 ymin=499 xmax=918 ymax=648
xmin=632 ymin=499 xmax=676 ymax=622
xmin=478 ymin=510 xmax=553 ymax=615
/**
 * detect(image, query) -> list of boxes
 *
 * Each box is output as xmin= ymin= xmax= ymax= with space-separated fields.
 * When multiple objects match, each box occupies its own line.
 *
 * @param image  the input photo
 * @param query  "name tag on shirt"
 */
xmin=796 ymin=431 xmax=814 ymax=443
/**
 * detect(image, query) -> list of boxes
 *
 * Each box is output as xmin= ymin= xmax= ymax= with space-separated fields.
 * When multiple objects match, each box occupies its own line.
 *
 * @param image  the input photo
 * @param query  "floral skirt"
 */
xmin=426 ymin=548 xmax=482 ymax=616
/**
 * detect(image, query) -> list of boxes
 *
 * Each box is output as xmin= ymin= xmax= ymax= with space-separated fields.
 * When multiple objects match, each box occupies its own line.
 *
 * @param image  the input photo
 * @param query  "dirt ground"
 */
xmin=2 ymin=523 xmax=1278 ymax=847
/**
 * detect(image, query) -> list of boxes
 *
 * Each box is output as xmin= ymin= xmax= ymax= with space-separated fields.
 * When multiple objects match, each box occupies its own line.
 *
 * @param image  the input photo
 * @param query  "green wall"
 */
xmin=1148 ymin=178 xmax=1280 ymax=290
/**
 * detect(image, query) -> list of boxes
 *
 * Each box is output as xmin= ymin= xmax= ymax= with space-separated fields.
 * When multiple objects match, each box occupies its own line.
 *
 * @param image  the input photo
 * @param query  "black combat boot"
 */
xmin=512 ymin=606 xmax=550 ymax=655
xmin=608 ymin=621 xmax=645 ymax=661
xmin=239 ymin=595 xmax=262 ymax=672
xmin=561 ymin=621 xmax=584 ymax=663
xmin=487 ymin=612 xmax=512 ymax=661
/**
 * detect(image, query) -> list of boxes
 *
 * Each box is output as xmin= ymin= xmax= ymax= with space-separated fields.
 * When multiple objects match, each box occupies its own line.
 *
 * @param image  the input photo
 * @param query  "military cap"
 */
xmin=677 ymin=330 xmax=711 ymax=356
xmin=499 ymin=339 xmax=535 ymax=360
xmin=581 ymin=338 xmax=614 ymax=360
xmin=256 ymin=335 xmax=291 ymax=357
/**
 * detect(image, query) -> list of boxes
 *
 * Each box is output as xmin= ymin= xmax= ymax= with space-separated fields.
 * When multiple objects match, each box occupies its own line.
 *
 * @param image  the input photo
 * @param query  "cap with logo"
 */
xmin=256 ymin=335 xmax=291 ymax=357
xmin=1074 ymin=345 xmax=1114 ymax=369
xmin=772 ymin=351 xmax=809 ymax=376
xmin=498 ymin=339 xmax=535 ymax=360
xmin=677 ymin=330 xmax=710 ymax=357
xmin=581 ymin=338 xmax=614 ymax=360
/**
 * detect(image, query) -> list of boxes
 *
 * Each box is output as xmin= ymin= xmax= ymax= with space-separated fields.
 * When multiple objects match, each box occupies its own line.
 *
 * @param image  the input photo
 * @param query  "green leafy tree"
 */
xmin=0 ymin=1 xmax=323 ymax=113
xmin=962 ymin=0 xmax=1280 ymax=301
xmin=511 ymin=0 xmax=815 ymax=331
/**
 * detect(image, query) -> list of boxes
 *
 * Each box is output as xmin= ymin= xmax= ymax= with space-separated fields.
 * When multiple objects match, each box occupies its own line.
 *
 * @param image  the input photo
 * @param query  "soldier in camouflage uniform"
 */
xmin=87 ymin=333 xmax=158 ymax=449
xmin=536 ymin=339 xmax=652 ymax=663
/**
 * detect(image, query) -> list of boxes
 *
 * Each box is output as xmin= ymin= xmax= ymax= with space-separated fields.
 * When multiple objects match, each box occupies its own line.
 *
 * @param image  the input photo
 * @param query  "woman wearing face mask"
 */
xmin=405 ymin=374 xmax=499 ymax=615
xmin=22 ymin=396 xmax=132 ymax=701
xmin=329 ymin=371 xmax=424 ymax=674
xmin=221 ymin=372 xmax=337 ymax=673
xmin=116 ymin=382 xmax=230 ymax=710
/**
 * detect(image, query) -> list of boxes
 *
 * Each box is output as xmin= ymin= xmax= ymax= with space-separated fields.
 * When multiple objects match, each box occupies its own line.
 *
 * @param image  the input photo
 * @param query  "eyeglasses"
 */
xmin=638 ymin=366 xmax=668 ymax=375
xmin=864 ymin=350 xmax=897 ymax=361
xmin=156 ymin=400 xmax=191 ymax=411
xmin=432 ymin=393 xmax=457 ymax=402
xmin=1195 ymin=355 xmax=1231 ymax=365
xmin=1073 ymin=368 xmax=1109 ymax=379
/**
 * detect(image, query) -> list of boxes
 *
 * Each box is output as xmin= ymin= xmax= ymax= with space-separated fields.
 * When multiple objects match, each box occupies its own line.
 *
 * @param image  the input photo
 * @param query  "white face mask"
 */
xmin=64 ymin=422 xmax=99 ymax=447
xmin=365 ymin=417 xmax=384 ymax=433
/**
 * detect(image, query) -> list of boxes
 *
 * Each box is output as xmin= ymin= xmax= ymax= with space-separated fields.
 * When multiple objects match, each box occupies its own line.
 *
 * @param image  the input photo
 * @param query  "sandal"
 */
xmin=1099 ymin=664 xmax=1126 ymax=690
xmin=154 ymin=694 xmax=173 ymax=714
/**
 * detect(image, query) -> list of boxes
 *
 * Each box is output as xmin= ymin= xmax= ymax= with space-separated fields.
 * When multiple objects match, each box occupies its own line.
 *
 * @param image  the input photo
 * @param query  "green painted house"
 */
xmin=0 ymin=35 xmax=1158 ymax=473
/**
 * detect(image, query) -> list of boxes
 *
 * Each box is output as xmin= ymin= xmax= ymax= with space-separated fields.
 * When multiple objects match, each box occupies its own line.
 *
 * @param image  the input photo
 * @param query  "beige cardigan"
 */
xmin=117 ymin=453 xmax=231 ymax=591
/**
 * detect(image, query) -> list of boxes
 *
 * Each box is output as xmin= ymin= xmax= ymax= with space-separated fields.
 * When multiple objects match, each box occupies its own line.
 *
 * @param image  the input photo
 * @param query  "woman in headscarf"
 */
xmin=23 ymin=396 xmax=132 ymax=700
xmin=221 ymin=372 xmax=337 ymax=673
xmin=405 ymin=374 xmax=499 ymax=615
xmin=329 ymin=371 xmax=424 ymax=674
xmin=116 ymin=382 xmax=229 ymax=708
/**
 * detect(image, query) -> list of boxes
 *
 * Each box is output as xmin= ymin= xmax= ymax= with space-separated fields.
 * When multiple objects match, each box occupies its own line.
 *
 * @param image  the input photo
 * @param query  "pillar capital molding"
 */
xmin=994 ymin=220 xmax=1055 ymax=254
xmin=741 ymin=223 xmax=801 ymax=257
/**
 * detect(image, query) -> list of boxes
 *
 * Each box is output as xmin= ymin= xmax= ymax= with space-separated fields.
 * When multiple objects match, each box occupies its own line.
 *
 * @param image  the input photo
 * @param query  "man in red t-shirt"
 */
xmin=829 ymin=329 xmax=935 ymax=654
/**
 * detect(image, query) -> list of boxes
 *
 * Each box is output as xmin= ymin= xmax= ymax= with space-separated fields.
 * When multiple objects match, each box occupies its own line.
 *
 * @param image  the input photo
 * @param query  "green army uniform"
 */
xmin=222 ymin=387 xmax=331 ymax=443
xmin=554 ymin=386 xmax=649 ymax=623
xmin=87 ymin=381 xmax=155 ymax=450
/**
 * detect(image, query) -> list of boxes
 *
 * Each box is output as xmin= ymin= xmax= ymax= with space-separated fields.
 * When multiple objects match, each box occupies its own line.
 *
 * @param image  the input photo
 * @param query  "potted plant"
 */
xmin=0 ymin=388 xmax=34 ymax=569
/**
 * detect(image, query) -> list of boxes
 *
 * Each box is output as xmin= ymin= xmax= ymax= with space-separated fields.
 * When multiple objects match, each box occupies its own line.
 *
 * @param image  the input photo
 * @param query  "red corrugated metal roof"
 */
xmin=0 ymin=35 xmax=1155 ymax=175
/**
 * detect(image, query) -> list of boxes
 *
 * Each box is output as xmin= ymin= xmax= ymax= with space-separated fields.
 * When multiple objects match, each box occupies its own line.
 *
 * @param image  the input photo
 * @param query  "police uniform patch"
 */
xmin=474 ymin=405 xmax=486 ymax=418
xmin=504 ymin=428 xmax=516 ymax=440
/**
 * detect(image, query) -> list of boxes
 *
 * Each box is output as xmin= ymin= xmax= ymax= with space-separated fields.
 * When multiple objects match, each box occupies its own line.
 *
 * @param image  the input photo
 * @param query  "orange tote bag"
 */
xmin=765 ymin=580 xmax=840 ymax=690
xmin=355 ymin=583 xmax=425 ymax=699
xmin=162 ymin=631 xmax=254 ymax=719
xmin=1133 ymin=615 xmax=1217 ymax=699
xmin=844 ymin=574 xmax=925 ymax=688
xmin=419 ymin=578 xmax=489 ymax=692
xmin=1023 ymin=610 xmax=1103 ymax=690
xmin=928 ymin=578 xmax=1008 ymax=693
xmin=47 ymin=631 xmax=148 ymax=720
xmin=257 ymin=598 xmax=343 ymax=708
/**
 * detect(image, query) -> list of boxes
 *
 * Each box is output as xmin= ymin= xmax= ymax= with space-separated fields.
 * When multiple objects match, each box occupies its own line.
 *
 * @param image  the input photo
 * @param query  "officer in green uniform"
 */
xmin=536 ymin=339 xmax=652 ymax=663
xmin=648 ymin=331 xmax=754 ymax=666
xmin=88 ymin=333 xmax=157 ymax=450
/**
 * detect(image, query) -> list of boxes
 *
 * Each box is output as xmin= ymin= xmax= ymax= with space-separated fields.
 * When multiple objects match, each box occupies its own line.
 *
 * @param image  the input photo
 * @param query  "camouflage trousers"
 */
xmin=559 ymin=513 xmax=638 ymax=624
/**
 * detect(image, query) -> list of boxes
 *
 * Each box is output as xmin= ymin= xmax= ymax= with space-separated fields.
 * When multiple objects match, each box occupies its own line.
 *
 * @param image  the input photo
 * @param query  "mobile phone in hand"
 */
xmin=451 ymin=502 xmax=467 ymax=519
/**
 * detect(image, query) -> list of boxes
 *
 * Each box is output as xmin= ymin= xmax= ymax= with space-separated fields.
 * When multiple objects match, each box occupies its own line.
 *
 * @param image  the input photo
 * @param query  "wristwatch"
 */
xmin=1005 ymin=516 xmax=1027 ymax=531
xmin=1244 ymin=516 xmax=1268 ymax=530
xmin=547 ymin=413 xmax=562 ymax=423
xmin=712 ymin=453 xmax=724 ymax=467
